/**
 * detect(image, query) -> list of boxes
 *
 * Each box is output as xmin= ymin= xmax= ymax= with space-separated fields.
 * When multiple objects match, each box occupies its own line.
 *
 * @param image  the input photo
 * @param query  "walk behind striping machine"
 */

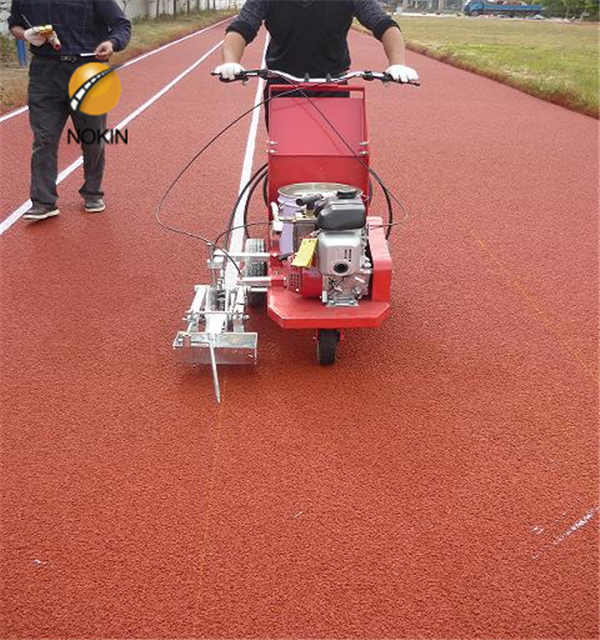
xmin=171 ymin=69 xmax=418 ymax=401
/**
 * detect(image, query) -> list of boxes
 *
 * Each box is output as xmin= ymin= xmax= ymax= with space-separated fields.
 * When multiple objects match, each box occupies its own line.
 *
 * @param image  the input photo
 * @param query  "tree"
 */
xmin=538 ymin=0 xmax=589 ymax=17
xmin=583 ymin=0 xmax=599 ymax=18
xmin=543 ymin=0 xmax=600 ymax=17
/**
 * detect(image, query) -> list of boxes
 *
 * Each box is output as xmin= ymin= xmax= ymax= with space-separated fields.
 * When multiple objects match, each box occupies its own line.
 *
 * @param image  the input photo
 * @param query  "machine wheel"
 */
xmin=245 ymin=237 xmax=267 ymax=307
xmin=316 ymin=329 xmax=340 ymax=365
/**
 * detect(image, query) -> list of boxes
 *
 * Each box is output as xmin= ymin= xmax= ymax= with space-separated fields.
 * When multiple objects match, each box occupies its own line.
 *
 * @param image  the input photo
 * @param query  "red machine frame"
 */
xmin=264 ymin=83 xmax=392 ymax=329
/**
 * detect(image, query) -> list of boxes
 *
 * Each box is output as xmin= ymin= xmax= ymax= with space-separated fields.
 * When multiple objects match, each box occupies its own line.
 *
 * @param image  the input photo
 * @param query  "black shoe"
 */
xmin=23 ymin=203 xmax=60 ymax=221
xmin=84 ymin=197 xmax=106 ymax=213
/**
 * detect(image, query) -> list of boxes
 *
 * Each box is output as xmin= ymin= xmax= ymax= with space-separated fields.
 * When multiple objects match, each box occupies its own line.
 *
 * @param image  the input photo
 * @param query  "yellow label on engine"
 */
xmin=292 ymin=238 xmax=318 ymax=268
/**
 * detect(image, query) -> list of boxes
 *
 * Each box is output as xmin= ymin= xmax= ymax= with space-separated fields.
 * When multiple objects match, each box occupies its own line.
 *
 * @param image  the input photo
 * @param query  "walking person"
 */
xmin=8 ymin=0 xmax=131 ymax=221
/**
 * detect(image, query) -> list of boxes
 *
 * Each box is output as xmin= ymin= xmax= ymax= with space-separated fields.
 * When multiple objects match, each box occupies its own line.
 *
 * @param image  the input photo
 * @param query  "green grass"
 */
xmin=0 ymin=9 xmax=235 ymax=113
xmin=390 ymin=15 xmax=599 ymax=117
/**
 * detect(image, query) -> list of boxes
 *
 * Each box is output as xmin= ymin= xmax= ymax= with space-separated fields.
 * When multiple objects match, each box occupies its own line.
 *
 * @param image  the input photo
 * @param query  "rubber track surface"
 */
xmin=1 ymin=26 xmax=598 ymax=638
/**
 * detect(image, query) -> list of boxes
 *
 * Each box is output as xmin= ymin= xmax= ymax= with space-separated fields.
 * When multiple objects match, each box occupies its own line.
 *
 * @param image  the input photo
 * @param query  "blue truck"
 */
xmin=463 ymin=1 xmax=543 ymax=16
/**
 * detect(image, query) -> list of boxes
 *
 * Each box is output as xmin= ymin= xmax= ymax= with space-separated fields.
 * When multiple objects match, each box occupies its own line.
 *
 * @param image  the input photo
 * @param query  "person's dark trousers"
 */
xmin=28 ymin=55 xmax=106 ymax=207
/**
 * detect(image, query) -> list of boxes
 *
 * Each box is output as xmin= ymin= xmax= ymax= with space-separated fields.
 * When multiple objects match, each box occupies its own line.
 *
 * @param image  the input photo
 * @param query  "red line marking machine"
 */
xmin=173 ymin=70 xmax=417 ymax=401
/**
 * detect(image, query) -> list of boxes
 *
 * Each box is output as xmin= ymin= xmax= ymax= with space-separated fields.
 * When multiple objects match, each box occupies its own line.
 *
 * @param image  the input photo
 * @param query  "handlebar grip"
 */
xmin=211 ymin=71 xmax=248 ymax=83
xmin=382 ymin=72 xmax=420 ymax=87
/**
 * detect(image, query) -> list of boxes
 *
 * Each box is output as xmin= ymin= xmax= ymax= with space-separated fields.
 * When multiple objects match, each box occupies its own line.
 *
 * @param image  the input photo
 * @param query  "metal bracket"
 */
xmin=173 ymin=243 xmax=267 ymax=402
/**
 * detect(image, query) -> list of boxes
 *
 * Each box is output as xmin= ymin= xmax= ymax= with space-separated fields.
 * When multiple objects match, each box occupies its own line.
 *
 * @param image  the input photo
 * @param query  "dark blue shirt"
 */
xmin=8 ymin=0 xmax=131 ymax=56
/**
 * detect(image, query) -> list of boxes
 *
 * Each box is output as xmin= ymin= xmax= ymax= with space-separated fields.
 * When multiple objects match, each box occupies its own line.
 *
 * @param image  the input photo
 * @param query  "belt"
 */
xmin=35 ymin=55 xmax=93 ymax=63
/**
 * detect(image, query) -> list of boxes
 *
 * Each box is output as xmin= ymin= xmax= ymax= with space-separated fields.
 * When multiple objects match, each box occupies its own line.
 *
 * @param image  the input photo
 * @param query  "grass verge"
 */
xmin=0 ymin=9 xmax=234 ymax=114
xmin=359 ymin=15 xmax=599 ymax=118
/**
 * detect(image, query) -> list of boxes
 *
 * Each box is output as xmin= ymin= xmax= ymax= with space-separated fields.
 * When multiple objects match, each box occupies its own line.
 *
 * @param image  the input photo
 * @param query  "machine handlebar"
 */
xmin=211 ymin=68 xmax=420 ymax=87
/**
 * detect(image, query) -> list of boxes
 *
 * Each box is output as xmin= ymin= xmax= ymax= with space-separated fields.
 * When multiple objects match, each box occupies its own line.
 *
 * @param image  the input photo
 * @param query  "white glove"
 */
xmin=23 ymin=27 xmax=47 ymax=47
xmin=385 ymin=64 xmax=419 ymax=84
xmin=213 ymin=62 xmax=244 ymax=81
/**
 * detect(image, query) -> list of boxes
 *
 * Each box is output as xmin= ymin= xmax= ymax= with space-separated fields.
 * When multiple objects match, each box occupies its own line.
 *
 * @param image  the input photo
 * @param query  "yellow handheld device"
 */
xmin=32 ymin=24 xmax=54 ymax=36
xmin=32 ymin=25 xmax=61 ymax=50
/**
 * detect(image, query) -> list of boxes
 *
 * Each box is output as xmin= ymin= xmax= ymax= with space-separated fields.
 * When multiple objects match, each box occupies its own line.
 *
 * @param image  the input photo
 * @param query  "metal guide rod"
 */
xmin=208 ymin=336 xmax=221 ymax=404
xmin=213 ymin=250 xmax=270 ymax=259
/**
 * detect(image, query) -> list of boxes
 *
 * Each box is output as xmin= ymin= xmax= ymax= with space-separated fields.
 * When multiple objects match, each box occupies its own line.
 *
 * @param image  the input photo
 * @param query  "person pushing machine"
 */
xmin=213 ymin=0 xmax=419 ymax=101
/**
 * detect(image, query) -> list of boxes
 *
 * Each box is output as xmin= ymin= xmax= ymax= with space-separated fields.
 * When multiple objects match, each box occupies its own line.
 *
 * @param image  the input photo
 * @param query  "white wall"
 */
xmin=1 ymin=0 xmax=12 ymax=34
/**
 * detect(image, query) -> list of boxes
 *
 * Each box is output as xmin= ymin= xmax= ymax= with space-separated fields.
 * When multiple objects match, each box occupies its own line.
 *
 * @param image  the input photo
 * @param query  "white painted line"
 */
xmin=0 ymin=105 xmax=28 ymax=123
xmin=0 ymin=205 xmax=31 ymax=234
xmin=553 ymin=505 xmax=599 ymax=547
xmin=224 ymin=34 xmax=269 ymax=288
xmin=112 ymin=39 xmax=222 ymax=131
xmin=0 ymin=16 xmax=233 ymax=125
xmin=0 ymin=40 xmax=223 ymax=236
xmin=118 ymin=15 xmax=231 ymax=71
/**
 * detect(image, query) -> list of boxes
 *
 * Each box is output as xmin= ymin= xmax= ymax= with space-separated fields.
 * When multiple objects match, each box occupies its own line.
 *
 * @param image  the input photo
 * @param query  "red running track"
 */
xmin=1 ymin=25 xmax=598 ymax=638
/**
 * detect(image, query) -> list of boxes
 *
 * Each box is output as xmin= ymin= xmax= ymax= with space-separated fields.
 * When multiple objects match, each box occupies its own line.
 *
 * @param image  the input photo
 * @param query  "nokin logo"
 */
xmin=67 ymin=62 xmax=128 ymax=144
xmin=68 ymin=62 xmax=121 ymax=115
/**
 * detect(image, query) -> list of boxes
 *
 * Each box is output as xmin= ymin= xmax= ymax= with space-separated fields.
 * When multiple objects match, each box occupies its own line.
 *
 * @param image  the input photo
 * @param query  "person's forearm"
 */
xmin=222 ymin=31 xmax=246 ymax=63
xmin=93 ymin=0 xmax=131 ymax=51
xmin=10 ymin=26 xmax=26 ymax=41
xmin=106 ymin=17 xmax=131 ymax=51
xmin=381 ymin=26 xmax=405 ymax=66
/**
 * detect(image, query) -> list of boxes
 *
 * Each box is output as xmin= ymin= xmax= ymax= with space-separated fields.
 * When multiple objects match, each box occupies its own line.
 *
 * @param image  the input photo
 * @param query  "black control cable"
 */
xmin=292 ymin=86 xmax=410 ymax=238
xmin=242 ymin=165 xmax=268 ymax=232
xmin=222 ymin=162 xmax=267 ymax=247
xmin=155 ymin=83 xmax=330 ymax=273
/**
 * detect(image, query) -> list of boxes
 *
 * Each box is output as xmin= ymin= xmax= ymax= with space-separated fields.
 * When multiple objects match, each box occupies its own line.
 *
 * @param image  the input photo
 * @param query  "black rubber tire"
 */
xmin=245 ymin=238 xmax=267 ymax=307
xmin=316 ymin=329 xmax=340 ymax=365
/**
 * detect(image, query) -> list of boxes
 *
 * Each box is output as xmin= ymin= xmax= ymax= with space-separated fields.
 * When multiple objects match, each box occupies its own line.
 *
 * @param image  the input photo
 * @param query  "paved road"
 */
xmin=1 ymin=21 xmax=598 ymax=638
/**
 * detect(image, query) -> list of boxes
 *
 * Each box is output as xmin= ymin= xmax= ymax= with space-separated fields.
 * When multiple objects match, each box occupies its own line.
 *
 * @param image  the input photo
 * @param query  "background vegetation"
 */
xmin=537 ymin=0 xmax=599 ymax=19
xmin=394 ymin=15 xmax=599 ymax=117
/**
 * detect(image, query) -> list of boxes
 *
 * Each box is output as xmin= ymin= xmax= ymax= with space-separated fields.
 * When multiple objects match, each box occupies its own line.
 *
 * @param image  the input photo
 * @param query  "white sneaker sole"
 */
xmin=23 ymin=208 xmax=60 ymax=221
xmin=84 ymin=204 xmax=106 ymax=213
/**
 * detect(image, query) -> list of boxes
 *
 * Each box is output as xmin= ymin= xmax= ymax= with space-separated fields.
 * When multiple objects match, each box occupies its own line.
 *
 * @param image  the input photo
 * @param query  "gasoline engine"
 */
xmin=276 ymin=182 xmax=372 ymax=307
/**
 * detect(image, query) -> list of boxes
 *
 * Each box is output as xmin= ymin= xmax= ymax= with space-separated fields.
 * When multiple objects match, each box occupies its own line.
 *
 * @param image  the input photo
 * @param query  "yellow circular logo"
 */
xmin=68 ymin=63 xmax=121 ymax=116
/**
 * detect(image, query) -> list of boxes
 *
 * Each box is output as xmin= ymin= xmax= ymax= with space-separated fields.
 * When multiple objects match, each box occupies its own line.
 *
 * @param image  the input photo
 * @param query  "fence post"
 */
xmin=16 ymin=39 xmax=27 ymax=67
